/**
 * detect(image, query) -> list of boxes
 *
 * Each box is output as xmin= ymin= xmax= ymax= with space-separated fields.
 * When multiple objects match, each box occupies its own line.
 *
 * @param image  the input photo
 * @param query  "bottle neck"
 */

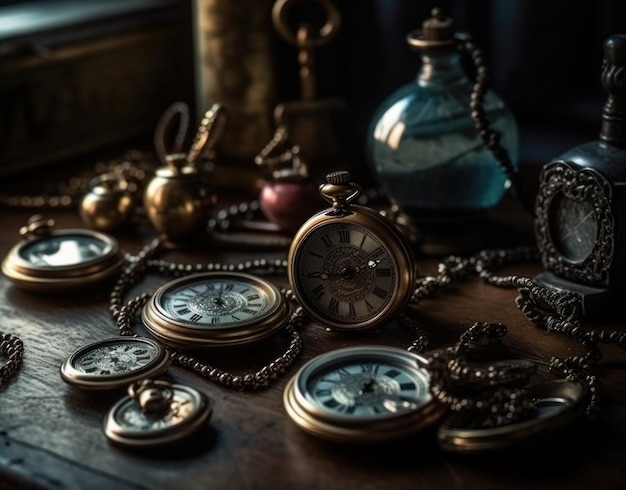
xmin=601 ymin=95 xmax=626 ymax=146
xmin=417 ymin=50 xmax=467 ymax=87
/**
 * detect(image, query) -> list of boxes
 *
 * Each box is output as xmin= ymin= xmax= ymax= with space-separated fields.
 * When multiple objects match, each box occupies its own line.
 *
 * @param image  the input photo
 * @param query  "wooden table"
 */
xmin=1 ymin=186 xmax=626 ymax=490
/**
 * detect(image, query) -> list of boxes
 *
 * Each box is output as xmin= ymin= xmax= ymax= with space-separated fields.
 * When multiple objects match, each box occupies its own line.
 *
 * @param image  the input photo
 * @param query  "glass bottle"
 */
xmin=367 ymin=8 xmax=519 ymax=224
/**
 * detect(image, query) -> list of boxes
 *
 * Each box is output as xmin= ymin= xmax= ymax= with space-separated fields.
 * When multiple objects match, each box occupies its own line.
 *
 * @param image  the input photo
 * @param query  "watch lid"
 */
xmin=437 ymin=379 xmax=587 ymax=453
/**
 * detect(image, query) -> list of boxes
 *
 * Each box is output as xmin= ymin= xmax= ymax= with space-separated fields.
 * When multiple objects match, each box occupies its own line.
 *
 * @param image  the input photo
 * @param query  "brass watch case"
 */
xmin=437 ymin=379 xmax=587 ymax=453
xmin=60 ymin=337 xmax=171 ymax=391
xmin=283 ymin=346 xmax=445 ymax=443
xmin=287 ymin=204 xmax=415 ymax=331
xmin=1 ymin=227 xmax=124 ymax=293
xmin=104 ymin=383 xmax=212 ymax=447
xmin=141 ymin=272 xmax=289 ymax=350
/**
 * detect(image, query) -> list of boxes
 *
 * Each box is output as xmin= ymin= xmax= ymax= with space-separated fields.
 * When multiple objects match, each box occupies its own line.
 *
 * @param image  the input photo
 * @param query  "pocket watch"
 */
xmin=60 ymin=337 xmax=170 ymax=390
xmin=1 ymin=215 xmax=125 ymax=293
xmin=287 ymin=170 xmax=416 ymax=331
xmin=141 ymin=271 xmax=290 ymax=349
xmin=104 ymin=379 xmax=212 ymax=447
xmin=283 ymin=345 xmax=445 ymax=443
xmin=437 ymin=379 xmax=587 ymax=453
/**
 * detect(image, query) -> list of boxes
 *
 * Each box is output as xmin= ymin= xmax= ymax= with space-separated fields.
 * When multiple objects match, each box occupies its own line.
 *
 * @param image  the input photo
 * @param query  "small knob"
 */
xmin=422 ymin=8 xmax=454 ymax=41
xmin=319 ymin=170 xmax=361 ymax=210
xmin=326 ymin=170 xmax=350 ymax=185
xmin=19 ymin=215 xmax=55 ymax=239
xmin=129 ymin=379 xmax=173 ymax=415
xmin=407 ymin=7 xmax=456 ymax=49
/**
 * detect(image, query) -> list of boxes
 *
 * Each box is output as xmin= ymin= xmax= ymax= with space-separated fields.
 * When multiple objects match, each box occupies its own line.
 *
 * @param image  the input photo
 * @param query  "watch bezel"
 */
xmin=60 ymin=337 xmax=171 ymax=390
xmin=287 ymin=205 xmax=415 ymax=331
xmin=283 ymin=345 xmax=445 ymax=443
xmin=141 ymin=271 xmax=289 ymax=349
xmin=1 ymin=228 xmax=124 ymax=292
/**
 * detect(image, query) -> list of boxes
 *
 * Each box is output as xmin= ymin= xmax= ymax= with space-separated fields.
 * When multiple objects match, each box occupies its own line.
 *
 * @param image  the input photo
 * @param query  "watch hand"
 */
xmin=309 ymin=257 xmax=381 ymax=281
xmin=353 ymin=259 xmax=381 ymax=274
xmin=560 ymin=209 xmax=595 ymax=241
xmin=213 ymin=284 xmax=225 ymax=307
xmin=307 ymin=270 xmax=330 ymax=280
xmin=357 ymin=378 xmax=377 ymax=396
xmin=382 ymin=394 xmax=423 ymax=412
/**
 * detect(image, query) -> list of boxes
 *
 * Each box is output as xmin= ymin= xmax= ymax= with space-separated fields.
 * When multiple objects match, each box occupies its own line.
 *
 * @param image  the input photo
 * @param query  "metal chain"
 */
xmin=410 ymin=245 xmax=626 ymax=417
xmin=0 ymin=150 xmax=155 ymax=210
xmin=109 ymin=237 xmax=304 ymax=390
xmin=0 ymin=332 xmax=24 ymax=389
xmin=460 ymin=33 xmax=532 ymax=213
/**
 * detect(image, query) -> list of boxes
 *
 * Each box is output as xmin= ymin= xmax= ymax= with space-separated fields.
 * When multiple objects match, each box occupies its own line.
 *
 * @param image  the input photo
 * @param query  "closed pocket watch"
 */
xmin=141 ymin=271 xmax=290 ymax=349
xmin=1 ymin=215 xmax=125 ymax=293
xmin=283 ymin=345 xmax=445 ymax=443
xmin=60 ymin=337 xmax=170 ymax=390
xmin=104 ymin=379 xmax=212 ymax=447
xmin=287 ymin=171 xmax=416 ymax=331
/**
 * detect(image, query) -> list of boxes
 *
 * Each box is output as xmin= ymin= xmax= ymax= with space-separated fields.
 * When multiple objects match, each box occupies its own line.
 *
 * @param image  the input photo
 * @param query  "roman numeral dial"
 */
xmin=287 ymin=171 xmax=416 ymax=331
xmin=142 ymin=272 xmax=289 ymax=350
xmin=60 ymin=337 xmax=171 ymax=390
xmin=160 ymin=277 xmax=270 ymax=328
xmin=75 ymin=341 xmax=159 ymax=375
xmin=283 ymin=345 xmax=440 ymax=443
xmin=291 ymin=222 xmax=401 ymax=329
xmin=309 ymin=359 xmax=422 ymax=416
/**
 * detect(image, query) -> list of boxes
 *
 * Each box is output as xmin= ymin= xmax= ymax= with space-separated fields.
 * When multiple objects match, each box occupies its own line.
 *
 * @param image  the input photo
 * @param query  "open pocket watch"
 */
xmin=1 ymin=215 xmax=125 ymax=293
xmin=141 ymin=271 xmax=290 ymax=349
xmin=287 ymin=170 xmax=416 ymax=331
xmin=283 ymin=345 xmax=445 ymax=443
xmin=437 ymin=379 xmax=588 ymax=453
xmin=60 ymin=336 xmax=170 ymax=390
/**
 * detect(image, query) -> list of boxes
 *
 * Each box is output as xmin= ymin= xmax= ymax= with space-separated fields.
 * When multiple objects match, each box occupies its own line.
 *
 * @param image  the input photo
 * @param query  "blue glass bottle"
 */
xmin=367 ymin=9 xmax=519 ymax=224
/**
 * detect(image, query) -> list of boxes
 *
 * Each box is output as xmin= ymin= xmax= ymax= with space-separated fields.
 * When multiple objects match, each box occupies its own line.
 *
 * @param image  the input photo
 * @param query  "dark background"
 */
xmin=303 ymin=0 xmax=626 ymax=168
xmin=1 ymin=0 xmax=624 ymax=178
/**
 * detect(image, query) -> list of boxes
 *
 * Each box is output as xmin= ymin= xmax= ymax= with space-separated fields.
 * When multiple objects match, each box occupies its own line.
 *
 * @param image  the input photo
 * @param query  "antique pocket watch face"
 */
xmin=141 ymin=271 xmax=289 ymax=349
xmin=60 ymin=337 xmax=170 ymax=390
xmin=287 ymin=171 xmax=415 ymax=331
xmin=1 ymin=216 xmax=124 ymax=293
xmin=283 ymin=345 xmax=445 ymax=443
xmin=437 ymin=379 xmax=587 ymax=453
xmin=104 ymin=379 xmax=212 ymax=447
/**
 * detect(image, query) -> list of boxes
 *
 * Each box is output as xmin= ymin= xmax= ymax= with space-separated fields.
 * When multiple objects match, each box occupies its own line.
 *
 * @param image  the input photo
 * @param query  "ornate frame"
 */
xmin=535 ymin=160 xmax=614 ymax=286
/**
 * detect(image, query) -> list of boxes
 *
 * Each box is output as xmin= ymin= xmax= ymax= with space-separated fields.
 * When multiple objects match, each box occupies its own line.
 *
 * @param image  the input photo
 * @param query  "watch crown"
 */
xmin=19 ymin=214 xmax=55 ymax=239
xmin=326 ymin=170 xmax=350 ymax=185
xmin=319 ymin=170 xmax=361 ymax=210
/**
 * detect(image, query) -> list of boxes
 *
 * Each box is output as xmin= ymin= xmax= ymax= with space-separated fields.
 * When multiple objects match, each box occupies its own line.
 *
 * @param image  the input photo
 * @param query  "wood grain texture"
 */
xmin=1 ymin=199 xmax=626 ymax=490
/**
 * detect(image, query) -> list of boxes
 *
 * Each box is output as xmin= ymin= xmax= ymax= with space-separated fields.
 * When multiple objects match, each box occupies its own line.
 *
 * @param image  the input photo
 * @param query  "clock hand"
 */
xmin=560 ymin=209 xmax=595 ymax=241
xmin=307 ymin=270 xmax=331 ymax=280
xmin=213 ymin=283 xmax=225 ymax=307
xmin=308 ymin=257 xmax=381 ymax=282
xmin=353 ymin=259 xmax=381 ymax=274
xmin=382 ymin=394 xmax=423 ymax=412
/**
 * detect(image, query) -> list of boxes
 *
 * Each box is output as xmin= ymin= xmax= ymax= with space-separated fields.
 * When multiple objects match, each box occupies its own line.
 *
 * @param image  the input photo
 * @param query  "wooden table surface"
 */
xmin=1 ymin=184 xmax=626 ymax=490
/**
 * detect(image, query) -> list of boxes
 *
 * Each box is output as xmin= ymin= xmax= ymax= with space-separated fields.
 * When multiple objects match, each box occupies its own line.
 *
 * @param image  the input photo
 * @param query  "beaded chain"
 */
xmin=108 ymin=238 xmax=305 ymax=390
xmin=0 ymin=150 xmax=154 ymax=210
xmin=408 ymin=245 xmax=626 ymax=422
xmin=0 ymin=332 xmax=24 ymax=390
